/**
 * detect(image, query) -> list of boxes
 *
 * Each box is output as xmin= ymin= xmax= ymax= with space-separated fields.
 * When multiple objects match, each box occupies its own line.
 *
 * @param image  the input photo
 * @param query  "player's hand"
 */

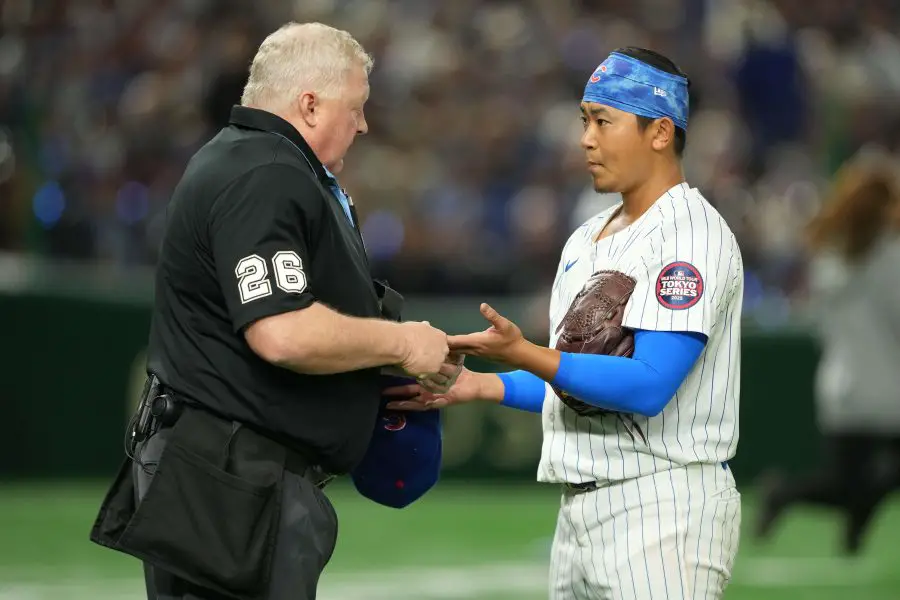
xmin=447 ymin=303 xmax=526 ymax=364
xmin=383 ymin=368 xmax=503 ymax=411
xmin=417 ymin=352 xmax=465 ymax=394
xmin=397 ymin=321 xmax=450 ymax=377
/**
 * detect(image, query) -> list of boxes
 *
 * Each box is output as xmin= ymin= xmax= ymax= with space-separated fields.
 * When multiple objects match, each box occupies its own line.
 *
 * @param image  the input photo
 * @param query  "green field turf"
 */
xmin=1 ymin=480 xmax=898 ymax=599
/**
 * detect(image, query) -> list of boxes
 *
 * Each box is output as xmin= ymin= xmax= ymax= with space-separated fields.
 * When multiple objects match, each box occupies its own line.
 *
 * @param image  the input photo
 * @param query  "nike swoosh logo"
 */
xmin=564 ymin=258 xmax=579 ymax=272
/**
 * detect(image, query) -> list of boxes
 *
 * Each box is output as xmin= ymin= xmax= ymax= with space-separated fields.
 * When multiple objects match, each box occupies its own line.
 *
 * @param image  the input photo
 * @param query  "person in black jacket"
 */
xmin=91 ymin=21 xmax=460 ymax=600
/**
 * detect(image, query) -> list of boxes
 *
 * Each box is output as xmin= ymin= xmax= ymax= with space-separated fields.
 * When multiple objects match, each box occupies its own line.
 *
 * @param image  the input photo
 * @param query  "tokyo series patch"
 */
xmin=656 ymin=261 xmax=704 ymax=310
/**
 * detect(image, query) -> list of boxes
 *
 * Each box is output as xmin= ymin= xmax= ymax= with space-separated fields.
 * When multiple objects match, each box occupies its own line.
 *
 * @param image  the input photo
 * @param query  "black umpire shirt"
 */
xmin=146 ymin=106 xmax=384 ymax=474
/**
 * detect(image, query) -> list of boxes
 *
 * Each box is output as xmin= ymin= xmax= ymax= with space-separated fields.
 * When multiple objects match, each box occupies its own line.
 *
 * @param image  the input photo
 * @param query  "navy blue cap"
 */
xmin=350 ymin=375 xmax=443 ymax=508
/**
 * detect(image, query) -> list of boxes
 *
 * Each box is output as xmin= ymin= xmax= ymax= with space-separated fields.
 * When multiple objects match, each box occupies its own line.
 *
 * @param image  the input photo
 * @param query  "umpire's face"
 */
xmin=310 ymin=63 xmax=370 ymax=174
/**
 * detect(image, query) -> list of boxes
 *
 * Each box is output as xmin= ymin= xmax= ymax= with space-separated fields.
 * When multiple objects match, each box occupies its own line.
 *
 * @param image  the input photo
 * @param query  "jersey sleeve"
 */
xmin=208 ymin=164 xmax=323 ymax=333
xmin=622 ymin=215 xmax=736 ymax=337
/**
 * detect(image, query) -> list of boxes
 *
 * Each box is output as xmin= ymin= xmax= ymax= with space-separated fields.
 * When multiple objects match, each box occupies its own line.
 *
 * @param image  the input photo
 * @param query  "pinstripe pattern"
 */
xmin=549 ymin=494 xmax=574 ymax=598
xmin=539 ymin=183 xmax=742 ymax=485
xmin=540 ymin=183 xmax=743 ymax=600
xmin=550 ymin=463 xmax=741 ymax=600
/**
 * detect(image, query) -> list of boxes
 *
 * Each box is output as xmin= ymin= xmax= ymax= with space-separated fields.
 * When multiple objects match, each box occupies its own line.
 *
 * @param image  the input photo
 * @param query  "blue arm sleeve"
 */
xmin=495 ymin=330 xmax=706 ymax=416
xmin=551 ymin=330 xmax=707 ymax=417
xmin=497 ymin=370 xmax=546 ymax=413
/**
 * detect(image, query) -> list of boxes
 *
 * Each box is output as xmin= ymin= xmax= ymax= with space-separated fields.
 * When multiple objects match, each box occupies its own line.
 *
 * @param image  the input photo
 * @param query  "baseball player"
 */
xmin=387 ymin=47 xmax=744 ymax=600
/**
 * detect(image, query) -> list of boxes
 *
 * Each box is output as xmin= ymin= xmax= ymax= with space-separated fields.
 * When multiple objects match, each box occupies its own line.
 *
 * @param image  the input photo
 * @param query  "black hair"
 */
xmin=611 ymin=46 xmax=689 ymax=157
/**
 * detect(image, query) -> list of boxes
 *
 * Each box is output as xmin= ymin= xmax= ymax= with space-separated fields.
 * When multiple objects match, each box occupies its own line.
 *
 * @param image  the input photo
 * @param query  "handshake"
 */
xmin=391 ymin=303 xmax=525 ymax=396
xmin=391 ymin=320 xmax=464 ymax=394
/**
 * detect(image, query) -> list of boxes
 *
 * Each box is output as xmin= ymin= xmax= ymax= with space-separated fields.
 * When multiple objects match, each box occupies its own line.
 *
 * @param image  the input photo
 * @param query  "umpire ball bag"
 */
xmin=90 ymin=403 xmax=290 ymax=600
xmin=90 ymin=279 xmax=406 ymax=599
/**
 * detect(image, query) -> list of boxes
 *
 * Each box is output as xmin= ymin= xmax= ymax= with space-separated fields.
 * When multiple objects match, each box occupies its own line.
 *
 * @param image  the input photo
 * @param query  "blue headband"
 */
xmin=582 ymin=52 xmax=689 ymax=130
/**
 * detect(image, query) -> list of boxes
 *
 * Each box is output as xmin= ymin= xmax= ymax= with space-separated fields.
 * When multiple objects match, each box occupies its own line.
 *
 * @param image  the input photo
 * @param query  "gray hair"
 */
xmin=240 ymin=22 xmax=373 ymax=111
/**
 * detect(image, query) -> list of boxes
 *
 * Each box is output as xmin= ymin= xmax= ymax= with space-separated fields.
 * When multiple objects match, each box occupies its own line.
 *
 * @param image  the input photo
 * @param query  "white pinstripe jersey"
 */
xmin=538 ymin=182 xmax=743 ymax=485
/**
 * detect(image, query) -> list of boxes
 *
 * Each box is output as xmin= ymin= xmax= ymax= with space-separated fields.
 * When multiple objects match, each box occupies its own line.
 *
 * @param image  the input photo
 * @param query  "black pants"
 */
xmin=762 ymin=433 xmax=900 ymax=553
xmin=134 ymin=426 xmax=339 ymax=600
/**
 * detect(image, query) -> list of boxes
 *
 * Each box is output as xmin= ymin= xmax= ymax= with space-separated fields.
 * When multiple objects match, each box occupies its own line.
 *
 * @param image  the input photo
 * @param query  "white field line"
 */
xmin=0 ymin=557 xmax=889 ymax=599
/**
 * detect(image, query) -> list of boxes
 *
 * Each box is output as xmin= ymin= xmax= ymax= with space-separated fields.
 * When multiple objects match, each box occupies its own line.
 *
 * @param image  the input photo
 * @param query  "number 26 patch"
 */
xmin=656 ymin=261 xmax=704 ymax=310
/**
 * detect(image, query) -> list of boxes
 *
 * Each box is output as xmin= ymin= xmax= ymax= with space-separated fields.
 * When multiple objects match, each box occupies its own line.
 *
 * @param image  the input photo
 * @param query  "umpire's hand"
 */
xmin=396 ymin=321 xmax=449 ymax=378
xmin=418 ymin=352 xmax=464 ymax=394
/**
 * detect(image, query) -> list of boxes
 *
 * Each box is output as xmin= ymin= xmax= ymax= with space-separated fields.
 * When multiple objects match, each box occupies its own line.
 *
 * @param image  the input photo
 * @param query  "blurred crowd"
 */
xmin=3 ymin=0 xmax=900 ymax=324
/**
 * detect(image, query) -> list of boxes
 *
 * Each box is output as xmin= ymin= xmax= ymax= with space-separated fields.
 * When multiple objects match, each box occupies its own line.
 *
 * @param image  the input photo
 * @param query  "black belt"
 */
xmin=564 ymin=481 xmax=599 ymax=494
xmin=562 ymin=462 xmax=730 ymax=495
xmin=163 ymin=403 xmax=336 ymax=489
xmin=133 ymin=379 xmax=336 ymax=489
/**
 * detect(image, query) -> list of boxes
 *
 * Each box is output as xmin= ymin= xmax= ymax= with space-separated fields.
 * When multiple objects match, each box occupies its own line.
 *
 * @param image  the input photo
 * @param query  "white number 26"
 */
xmin=235 ymin=251 xmax=307 ymax=304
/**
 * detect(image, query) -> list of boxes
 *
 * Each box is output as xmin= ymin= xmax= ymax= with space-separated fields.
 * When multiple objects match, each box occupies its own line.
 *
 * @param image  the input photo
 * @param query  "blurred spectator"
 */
xmin=755 ymin=151 xmax=900 ymax=555
xmin=3 ymin=0 xmax=900 ymax=322
xmin=731 ymin=3 xmax=809 ymax=180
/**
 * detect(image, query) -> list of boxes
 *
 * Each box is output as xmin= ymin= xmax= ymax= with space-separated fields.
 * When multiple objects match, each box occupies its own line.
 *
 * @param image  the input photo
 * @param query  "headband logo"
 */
xmin=653 ymin=87 xmax=667 ymax=97
xmin=589 ymin=64 xmax=607 ymax=83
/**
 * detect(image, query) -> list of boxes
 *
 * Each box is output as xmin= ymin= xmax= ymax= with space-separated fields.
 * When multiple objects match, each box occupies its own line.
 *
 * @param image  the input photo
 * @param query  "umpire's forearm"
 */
xmin=245 ymin=302 xmax=406 ymax=375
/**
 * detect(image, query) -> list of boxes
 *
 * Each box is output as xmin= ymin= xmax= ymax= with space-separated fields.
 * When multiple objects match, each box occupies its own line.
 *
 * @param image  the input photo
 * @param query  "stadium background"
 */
xmin=2 ymin=0 xmax=900 ymax=597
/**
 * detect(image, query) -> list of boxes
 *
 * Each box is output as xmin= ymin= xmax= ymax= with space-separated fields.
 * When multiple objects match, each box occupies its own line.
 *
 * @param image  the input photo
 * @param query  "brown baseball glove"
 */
xmin=552 ymin=270 xmax=639 ymax=422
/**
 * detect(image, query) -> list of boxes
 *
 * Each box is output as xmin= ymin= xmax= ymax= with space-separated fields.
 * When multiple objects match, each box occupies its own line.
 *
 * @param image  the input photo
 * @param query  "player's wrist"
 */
xmin=506 ymin=341 xmax=560 ymax=382
xmin=503 ymin=338 xmax=533 ymax=370
xmin=476 ymin=373 xmax=505 ymax=403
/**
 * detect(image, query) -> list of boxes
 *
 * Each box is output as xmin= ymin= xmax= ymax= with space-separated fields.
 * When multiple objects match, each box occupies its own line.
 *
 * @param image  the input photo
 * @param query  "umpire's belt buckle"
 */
xmin=564 ymin=481 xmax=598 ymax=494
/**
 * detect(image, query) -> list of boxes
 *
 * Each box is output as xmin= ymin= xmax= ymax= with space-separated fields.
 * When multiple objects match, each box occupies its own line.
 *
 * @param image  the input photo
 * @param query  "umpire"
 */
xmin=90 ymin=22 xmax=452 ymax=600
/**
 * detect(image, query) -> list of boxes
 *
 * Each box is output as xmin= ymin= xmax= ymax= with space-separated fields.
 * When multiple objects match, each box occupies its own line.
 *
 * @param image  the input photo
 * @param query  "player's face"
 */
xmin=313 ymin=64 xmax=370 ymax=174
xmin=579 ymin=102 xmax=652 ymax=194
